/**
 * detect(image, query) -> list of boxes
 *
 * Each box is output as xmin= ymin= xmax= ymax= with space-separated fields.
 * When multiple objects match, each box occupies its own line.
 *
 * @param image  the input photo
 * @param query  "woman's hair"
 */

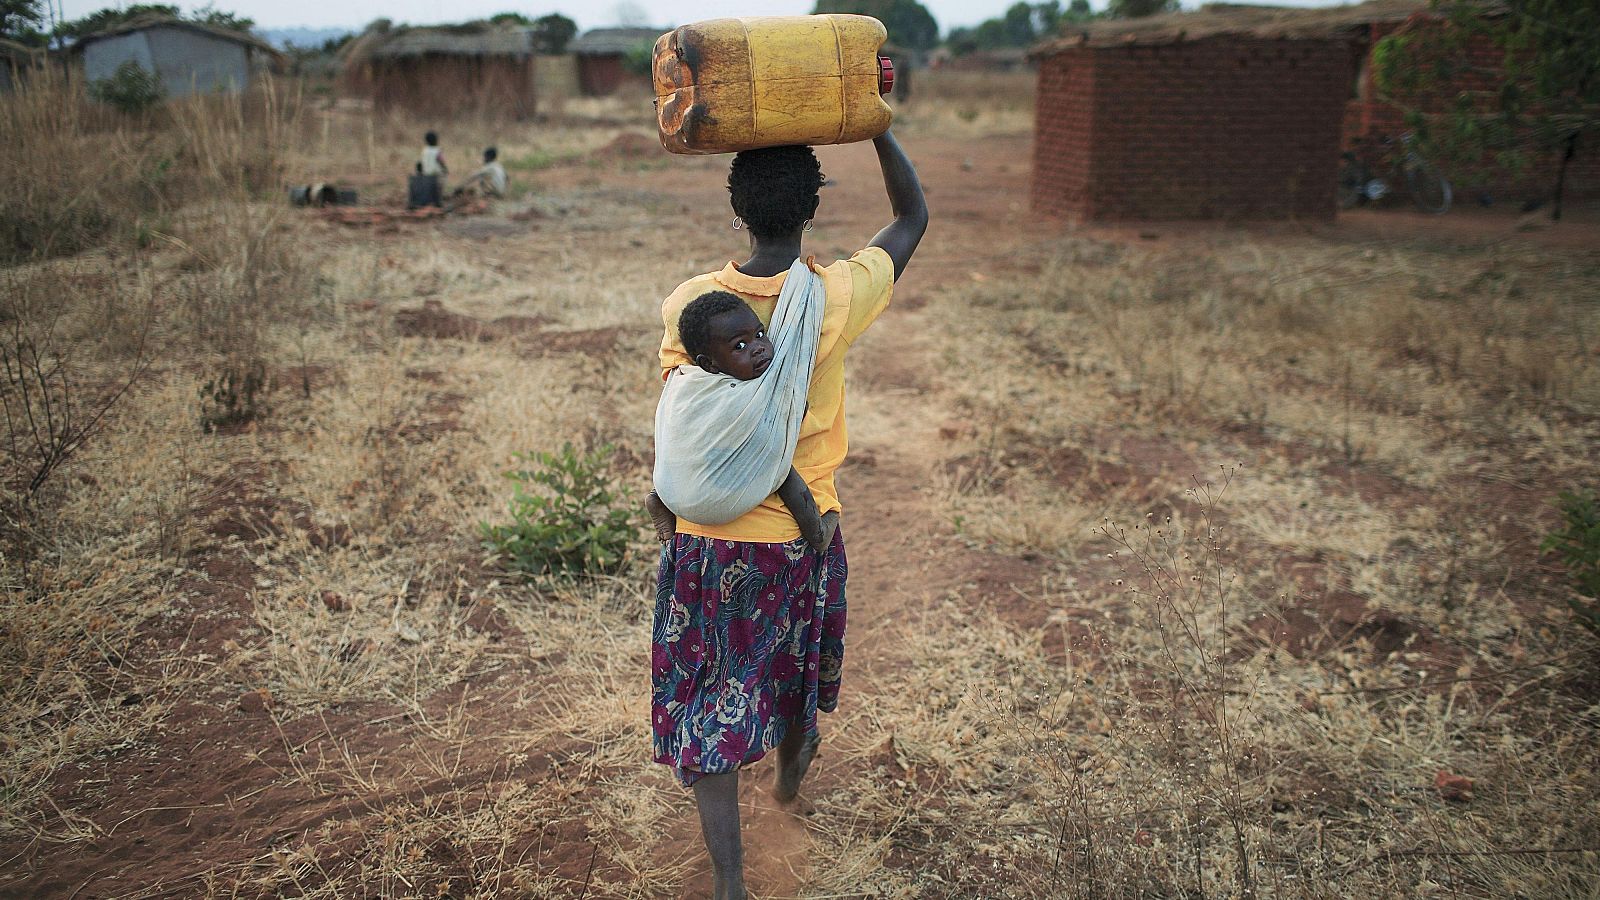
xmin=727 ymin=145 xmax=824 ymax=238
xmin=424 ymin=131 xmax=439 ymax=146
xmin=679 ymin=291 xmax=749 ymax=361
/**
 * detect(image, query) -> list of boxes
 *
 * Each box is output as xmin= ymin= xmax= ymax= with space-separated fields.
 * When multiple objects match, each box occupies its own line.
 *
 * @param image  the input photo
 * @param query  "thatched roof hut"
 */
xmin=569 ymin=26 xmax=664 ymax=96
xmin=341 ymin=24 xmax=537 ymax=118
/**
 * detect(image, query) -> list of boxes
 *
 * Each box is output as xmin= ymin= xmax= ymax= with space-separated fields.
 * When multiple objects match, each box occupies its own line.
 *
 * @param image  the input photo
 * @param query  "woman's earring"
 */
xmin=803 ymin=219 xmax=814 ymax=233
xmin=731 ymin=217 xmax=744 ymax=231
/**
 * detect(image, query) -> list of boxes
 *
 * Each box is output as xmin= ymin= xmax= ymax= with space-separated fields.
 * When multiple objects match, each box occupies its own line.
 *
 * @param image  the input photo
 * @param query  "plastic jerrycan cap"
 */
xmin=878 ymin=56 xmax=894 ymax=95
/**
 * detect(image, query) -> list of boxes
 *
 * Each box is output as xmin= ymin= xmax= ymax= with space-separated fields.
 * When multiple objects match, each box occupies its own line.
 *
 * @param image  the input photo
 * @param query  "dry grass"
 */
xmin=3 ymin=68 xmax=1599 ymax=899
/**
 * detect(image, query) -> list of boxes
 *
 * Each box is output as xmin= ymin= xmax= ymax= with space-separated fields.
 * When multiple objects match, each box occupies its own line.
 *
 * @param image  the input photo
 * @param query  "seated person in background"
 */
xmin=456 ymin=147 xmax=508 ymax=198
xmin=419 ymin=131 xmax=447 ymax=182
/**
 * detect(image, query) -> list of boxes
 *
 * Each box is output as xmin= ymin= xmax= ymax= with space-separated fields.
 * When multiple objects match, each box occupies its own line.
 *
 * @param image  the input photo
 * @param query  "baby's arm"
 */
xmin=776 ymin=468 xmax=828 ymax=552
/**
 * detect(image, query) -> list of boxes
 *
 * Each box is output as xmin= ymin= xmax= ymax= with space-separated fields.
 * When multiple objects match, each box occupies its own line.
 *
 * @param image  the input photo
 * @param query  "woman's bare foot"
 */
xmin=645 ymin=491 xmax=677 ymax=543
xmin=772 ymin=727 xmax=821 ymax=807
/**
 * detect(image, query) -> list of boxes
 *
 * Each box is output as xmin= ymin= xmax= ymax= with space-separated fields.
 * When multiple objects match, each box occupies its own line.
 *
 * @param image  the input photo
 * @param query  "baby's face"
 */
xmin=702 ymin=307 xmax=772 ymax=380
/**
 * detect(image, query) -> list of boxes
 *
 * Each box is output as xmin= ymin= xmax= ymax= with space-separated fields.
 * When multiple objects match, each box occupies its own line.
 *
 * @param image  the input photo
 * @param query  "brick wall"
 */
xmin=1031 ymin=51 xmax=1096 ymax=218
xmin=1033 ymin=37 xmax=1351 ymax=221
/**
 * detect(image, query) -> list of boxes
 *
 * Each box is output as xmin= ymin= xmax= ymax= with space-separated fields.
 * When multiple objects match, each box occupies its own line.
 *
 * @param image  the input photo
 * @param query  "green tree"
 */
xmin=489 ymin=11 xmax=534 ymax=26
xmin=947 ymin=0 xmax=1091 ymax=55
xmin=529 ymin=12 xmax=577 ymax=54
xmin=813 ymin=0 xmax=938 ymax=51
xmin=1375 ymin=0 xmax=1600 ymax=221
xmin=56 ymin=4 xmax=178 ymax=41
xmin=192 ymin=4 xmax=254 ymax=33
xmin=56 ymin=3 xmax=256 ymax=41
xmin=1 ymin=0 xmax=46 ymax=44
xmin=1106 ymin=0 xmax=1177 ymax=18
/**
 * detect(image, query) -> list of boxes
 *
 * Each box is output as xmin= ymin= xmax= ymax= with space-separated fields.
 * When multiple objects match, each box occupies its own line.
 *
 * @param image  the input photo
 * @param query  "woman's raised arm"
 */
xmin=866 ymin=130 xmax=928 ymax=282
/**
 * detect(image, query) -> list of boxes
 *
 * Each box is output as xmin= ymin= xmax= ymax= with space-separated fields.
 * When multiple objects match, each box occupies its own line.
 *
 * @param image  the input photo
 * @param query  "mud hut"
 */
xmin=569 ymin=27 xmax=663 ymax=96
xmin=341 ymin=24 xmax=537 ymax=119
xmin=73 ymin=16 xmax=282 ymax=97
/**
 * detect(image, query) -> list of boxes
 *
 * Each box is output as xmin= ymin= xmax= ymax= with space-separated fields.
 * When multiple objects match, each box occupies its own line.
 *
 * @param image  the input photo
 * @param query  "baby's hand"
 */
xmin=814 ymin=511 xmax=839 ymax=554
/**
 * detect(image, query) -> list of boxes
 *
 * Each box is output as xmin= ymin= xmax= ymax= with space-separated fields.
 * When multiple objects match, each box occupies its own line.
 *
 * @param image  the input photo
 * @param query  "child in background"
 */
xmin=419 ymin=131 xmax=447 ymax=179
xmin=457 ymin=147 xmax=507 ymax=198
xmin=646 ymin=290 xmax=827 ymax=552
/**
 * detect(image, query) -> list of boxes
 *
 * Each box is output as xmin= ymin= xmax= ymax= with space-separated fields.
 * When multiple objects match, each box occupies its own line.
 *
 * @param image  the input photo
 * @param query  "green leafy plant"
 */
xmin=621 ymin=41 xmax=655 ymax=78
xmin=1543 ymin=489 xmax=1600 ymax=635
xmin=88 ymin=60 xmax=164 ymax=115
xmin=199 ymin=359 xmax=267 ymax=433
xmin=480 ymin=443 xmax=641 ymax=577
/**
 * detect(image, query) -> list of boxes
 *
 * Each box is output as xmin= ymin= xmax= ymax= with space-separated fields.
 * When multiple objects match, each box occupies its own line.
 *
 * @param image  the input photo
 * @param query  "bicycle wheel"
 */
xmin=1406 ymin=160 xmax=1452 ymax=214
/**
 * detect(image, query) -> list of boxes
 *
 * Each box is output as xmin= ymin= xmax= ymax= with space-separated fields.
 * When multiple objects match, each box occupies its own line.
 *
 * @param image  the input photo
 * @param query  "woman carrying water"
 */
xmin=650 ymin=132 xmax=927 ymax=898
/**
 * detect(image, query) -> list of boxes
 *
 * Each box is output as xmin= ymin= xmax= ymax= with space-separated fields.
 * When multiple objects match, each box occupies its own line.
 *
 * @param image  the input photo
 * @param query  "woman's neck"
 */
xmin=737 ymin=231 xmax=804 ymax=278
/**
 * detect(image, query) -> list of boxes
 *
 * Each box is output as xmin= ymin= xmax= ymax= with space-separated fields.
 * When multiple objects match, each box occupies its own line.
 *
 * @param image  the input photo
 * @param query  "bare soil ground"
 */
xmin=3 ymin=78 xmax=1598 ymax=898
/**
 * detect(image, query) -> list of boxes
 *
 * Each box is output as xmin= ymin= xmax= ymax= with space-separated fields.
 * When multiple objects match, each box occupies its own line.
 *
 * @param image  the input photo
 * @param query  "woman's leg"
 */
xmin=773 ymin=723 xmax=821 ymax=804
xmin=693 ymin=771 xmax=747 ymax=900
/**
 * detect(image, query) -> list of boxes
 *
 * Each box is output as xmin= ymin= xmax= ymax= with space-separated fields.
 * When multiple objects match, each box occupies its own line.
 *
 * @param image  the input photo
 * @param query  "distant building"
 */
xmin=1340 ymin=3 xmax=1600 ymax=203
xmin=569 ymin=27 xmax=664 ymax=96
xmin=1031 ymin=0 xmax=1598 ymax=221
xmin=1031 ymin=1 xmax=1414 ymax=221
xmin=75 ymin=16 xmax=282 ymax=97
xmin=340 ymin=25 xmax=537 ymax=119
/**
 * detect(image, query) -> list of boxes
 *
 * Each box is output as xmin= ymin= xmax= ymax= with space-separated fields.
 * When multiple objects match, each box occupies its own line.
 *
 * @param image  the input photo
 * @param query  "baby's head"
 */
xmin=679 ymin=291 xmax=771 ymax=380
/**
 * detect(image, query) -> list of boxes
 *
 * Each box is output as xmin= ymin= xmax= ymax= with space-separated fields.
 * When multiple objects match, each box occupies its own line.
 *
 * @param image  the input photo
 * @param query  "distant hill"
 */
xmin=261 ymin=27 xmax=354 ymax=50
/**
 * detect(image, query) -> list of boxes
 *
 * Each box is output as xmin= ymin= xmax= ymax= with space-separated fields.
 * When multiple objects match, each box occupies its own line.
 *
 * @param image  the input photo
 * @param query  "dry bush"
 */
xmin=895 ymin=70 xmax=1036 ymax=137
xmin=0 ymin=72 xmax=303 ymax=264
xmin=895 ymin=228 xmax=1600 ymax=897
xmin=0 ymin=262 xmax=154 ymax=513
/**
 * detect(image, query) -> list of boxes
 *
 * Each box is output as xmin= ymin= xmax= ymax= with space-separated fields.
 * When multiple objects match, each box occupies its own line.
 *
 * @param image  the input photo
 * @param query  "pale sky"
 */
xmin=52 ymin=0 xmax=1352 ymax=36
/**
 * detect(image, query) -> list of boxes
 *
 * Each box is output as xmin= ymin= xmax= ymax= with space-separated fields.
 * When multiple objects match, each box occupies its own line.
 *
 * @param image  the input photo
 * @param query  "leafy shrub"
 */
xmin=199 ymin=359 xmax=267 ymax=433
xmin=1543 ymin=489 xmax=1600 ymax=635
xmin=480 ymin=443 xmax=641 ymax=577
xmin=622 ymin=41 xmax=655 ymax=77
xmin=88 ymin=61 xmax=164 ymax=115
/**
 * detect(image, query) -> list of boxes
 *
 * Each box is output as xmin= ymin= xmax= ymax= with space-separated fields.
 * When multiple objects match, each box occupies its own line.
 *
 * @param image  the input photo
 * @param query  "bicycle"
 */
xmin=1337 ymin=132 xmax=1453 ymax=215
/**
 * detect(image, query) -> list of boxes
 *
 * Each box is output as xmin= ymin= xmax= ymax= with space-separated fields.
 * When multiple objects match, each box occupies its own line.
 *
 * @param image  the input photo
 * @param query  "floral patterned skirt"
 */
xmin=650 ymin=528 xmax=847 ymax=786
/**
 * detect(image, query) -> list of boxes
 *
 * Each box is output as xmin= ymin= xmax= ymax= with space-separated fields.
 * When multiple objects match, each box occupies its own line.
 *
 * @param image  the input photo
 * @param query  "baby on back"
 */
xmin=646 ymin=290 xmax=826 ymax=550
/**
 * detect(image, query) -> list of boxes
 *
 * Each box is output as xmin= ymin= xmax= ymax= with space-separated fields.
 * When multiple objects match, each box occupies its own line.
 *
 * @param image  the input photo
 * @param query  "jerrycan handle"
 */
xmin=878 ymin=56 xmax=894 ymax=96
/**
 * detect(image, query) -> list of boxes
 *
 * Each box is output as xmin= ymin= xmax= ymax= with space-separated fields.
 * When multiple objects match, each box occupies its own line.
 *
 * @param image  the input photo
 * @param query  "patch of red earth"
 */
xmin=593 ymin=131 xmax=665 ymax=162
xmin=518 ymin=328 xmax=619 ymax=357
xmin=394 ymin=300 xmax=494 ymax=341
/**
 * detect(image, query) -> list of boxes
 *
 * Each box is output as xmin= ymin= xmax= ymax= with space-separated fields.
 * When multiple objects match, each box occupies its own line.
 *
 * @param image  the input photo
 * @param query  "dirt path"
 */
xmin=0 ymin=132 xmax=1050 ymax=898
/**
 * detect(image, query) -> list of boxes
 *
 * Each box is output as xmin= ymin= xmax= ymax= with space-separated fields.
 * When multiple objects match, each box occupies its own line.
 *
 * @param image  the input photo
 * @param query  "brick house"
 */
xmin=1032 ymin=0 xmax=1597 ymax=221
xmin=1029 ymin=3 xmax=1412 ymax=221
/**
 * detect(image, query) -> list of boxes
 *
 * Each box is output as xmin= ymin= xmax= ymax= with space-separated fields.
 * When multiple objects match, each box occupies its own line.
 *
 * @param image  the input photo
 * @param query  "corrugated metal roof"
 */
xmin=1032 ymin=0 xmax=1431 ymax=55
xmin=364 ymin=26 xmax=534 ymax=59
xmin=569 ymin=27 xmax=666 ymax=55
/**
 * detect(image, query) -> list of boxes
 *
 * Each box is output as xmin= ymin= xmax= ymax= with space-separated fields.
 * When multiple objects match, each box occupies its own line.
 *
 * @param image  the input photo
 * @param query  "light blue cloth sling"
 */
xmin=652 ymin=257 xmax=825 ymax=525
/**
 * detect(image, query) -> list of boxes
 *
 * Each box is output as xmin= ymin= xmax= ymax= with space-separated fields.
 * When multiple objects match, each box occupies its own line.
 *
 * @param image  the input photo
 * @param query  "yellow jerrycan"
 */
xmin=653 ymin=15 xmax=895 ymax=155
